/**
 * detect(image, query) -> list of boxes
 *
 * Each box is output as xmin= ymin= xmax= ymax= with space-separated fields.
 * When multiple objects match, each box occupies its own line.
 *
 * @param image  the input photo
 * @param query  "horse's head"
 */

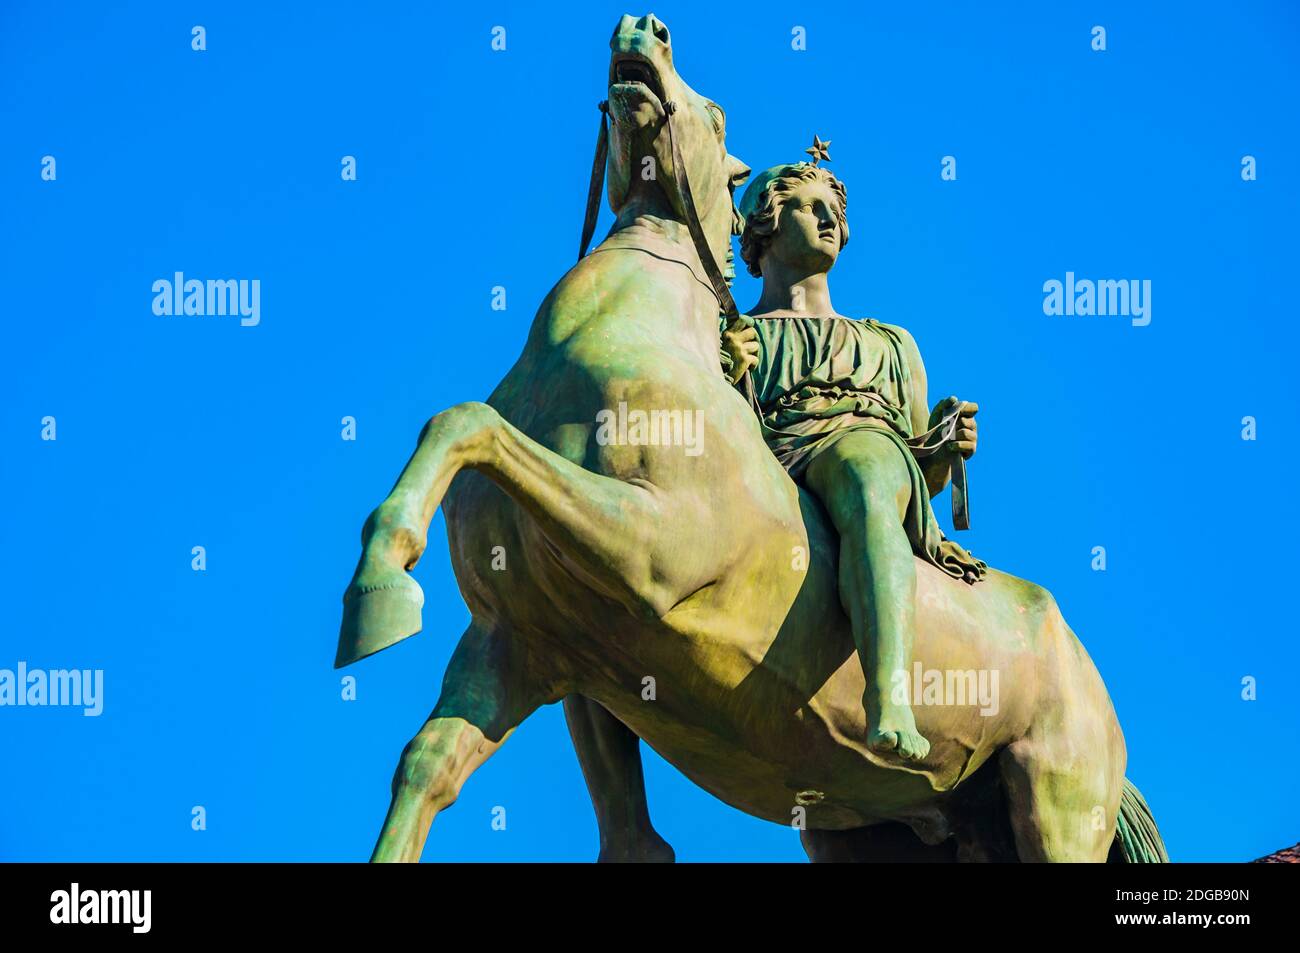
xmin=604 ymin=13 xmax=749 ymax=267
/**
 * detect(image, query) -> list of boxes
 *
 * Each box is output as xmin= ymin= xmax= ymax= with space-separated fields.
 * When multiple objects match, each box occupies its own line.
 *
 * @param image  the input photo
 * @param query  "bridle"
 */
xmin=578 ymin=98 xmax=739 ymax=323
xmin=577 ymin=96 xmax=762 ymax=414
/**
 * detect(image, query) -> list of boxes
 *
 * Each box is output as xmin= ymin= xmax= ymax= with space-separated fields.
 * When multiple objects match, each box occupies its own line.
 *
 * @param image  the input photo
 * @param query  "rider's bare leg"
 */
xmin=803 ymin=430 xmax=930 ymax=762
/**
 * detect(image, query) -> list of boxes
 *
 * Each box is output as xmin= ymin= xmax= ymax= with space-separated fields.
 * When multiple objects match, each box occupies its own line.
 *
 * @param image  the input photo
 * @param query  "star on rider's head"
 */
xmin=805 ymin=135 xmax=831 ymax=166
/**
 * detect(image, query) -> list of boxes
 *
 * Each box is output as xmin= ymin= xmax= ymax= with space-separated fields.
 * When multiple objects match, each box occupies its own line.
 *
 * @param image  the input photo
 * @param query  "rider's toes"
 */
xmin=867 ymin=728 xmax=900 ymax=753
xmin=898 ymin=732 xmax=931 ymax=762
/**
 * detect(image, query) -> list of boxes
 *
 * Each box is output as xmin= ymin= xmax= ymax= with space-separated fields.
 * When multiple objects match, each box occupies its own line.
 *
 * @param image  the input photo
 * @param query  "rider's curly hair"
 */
xmin=740 ymin=165 xmax=849 ymax=278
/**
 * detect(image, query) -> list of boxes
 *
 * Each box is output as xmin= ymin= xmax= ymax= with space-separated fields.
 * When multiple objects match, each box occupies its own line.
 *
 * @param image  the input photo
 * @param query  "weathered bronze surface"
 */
xmin=336 ymin=13 xmax=1166 ymax=863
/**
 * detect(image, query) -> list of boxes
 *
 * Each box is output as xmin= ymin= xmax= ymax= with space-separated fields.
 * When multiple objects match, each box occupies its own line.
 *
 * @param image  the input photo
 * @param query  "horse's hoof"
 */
xmin=597 ymin=834 xmax=676 ymax=863
xmin=336 ymin=569 xmax=424 ymax=668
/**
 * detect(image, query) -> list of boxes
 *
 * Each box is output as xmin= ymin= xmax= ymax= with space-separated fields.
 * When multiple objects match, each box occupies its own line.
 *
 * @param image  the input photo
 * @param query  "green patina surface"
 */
xmin=335 ymin=13 xmax=1166 ymax=864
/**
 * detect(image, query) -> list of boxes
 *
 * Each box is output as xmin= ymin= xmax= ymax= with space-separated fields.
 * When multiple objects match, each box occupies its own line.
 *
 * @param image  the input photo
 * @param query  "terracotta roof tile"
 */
xmin=1253 ymin=842 xmax=1300 ymax=863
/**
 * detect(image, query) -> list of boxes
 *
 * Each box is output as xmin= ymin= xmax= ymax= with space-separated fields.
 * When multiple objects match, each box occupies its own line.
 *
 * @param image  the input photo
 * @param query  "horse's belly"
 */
xmin=589 ymin=640 xmax=942 ymax=828
xmin=576 ymin=519 xmax=1052 ymax=827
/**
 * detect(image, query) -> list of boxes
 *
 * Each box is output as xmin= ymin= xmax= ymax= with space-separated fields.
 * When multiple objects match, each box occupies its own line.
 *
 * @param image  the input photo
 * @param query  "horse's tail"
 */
xmin=1109 ymin=778 xmax=1169 ymax=863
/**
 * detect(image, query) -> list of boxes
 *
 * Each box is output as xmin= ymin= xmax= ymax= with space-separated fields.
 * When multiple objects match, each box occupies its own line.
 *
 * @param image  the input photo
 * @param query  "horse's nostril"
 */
xmin=642 ymin=13 xmax=670 ymax=45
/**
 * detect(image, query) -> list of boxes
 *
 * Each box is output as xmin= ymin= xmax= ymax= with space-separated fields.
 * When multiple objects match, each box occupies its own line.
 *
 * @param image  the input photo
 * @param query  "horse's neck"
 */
xmin=596 ymin=213 xmax=723 ymax=354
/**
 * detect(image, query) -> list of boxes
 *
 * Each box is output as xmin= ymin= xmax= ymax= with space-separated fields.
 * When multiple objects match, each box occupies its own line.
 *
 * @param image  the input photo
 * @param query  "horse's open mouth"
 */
xmin=608 ymin=53 xmax=665 ymax=115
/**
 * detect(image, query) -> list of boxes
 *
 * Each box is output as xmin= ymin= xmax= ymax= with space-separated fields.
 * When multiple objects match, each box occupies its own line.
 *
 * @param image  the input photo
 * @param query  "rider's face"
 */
xmin=765 ymin=179 xmax=843 ymax=275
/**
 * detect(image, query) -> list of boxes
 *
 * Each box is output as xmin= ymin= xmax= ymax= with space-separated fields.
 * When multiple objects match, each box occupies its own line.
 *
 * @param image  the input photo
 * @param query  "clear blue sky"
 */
xmin=2 ymin=1 xmax=1297 ymax=862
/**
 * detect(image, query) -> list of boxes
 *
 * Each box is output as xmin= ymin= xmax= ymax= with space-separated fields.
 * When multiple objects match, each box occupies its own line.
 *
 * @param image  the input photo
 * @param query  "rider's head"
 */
xmin=739 ymin=163 xmax=849 ymax=278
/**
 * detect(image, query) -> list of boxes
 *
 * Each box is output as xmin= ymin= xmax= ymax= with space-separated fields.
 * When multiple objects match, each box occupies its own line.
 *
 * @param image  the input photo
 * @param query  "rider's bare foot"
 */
xmin=866 ymin=705 xmax=931 ymax=762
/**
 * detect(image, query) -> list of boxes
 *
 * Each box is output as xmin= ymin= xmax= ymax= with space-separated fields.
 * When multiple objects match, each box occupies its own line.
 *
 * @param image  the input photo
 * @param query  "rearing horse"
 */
xmin=336 ymin=13 xmax=1166 ymax=863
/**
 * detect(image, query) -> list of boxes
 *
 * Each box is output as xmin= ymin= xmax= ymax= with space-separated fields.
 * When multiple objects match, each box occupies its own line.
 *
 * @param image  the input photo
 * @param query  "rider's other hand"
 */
xmin=722 ymin=325 xmax=760 ymax=379
xmin=952 ymin=396 xmax=978 ymax=459
xmin=934 ymin=395 xmax=978 ymax=460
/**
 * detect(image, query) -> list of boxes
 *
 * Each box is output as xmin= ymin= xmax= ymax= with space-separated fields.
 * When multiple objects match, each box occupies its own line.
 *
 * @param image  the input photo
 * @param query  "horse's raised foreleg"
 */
xmin=340 ymin=400 xmax=709 ymax=664
xmin=563 ymin=695 xmax=675 ymax=862
xmin=371 ymin=621 xmax=542 ymax=862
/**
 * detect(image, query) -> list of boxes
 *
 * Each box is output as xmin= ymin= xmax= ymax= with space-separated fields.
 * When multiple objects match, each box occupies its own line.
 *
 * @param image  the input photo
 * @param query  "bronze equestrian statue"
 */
xmin=335 ymin=12 xmax=1167 ymax=863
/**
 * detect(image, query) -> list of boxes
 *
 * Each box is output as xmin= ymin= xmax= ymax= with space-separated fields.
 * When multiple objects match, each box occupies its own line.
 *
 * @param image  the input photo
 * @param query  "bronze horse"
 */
xmin=335 ymin=13 xmax=1166 ymax=863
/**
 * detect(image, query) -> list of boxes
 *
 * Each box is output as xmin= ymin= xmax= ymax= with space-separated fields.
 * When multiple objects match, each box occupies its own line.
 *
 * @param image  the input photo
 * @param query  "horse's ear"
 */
xmin=727 ymin=155 xmax=751 ymax=190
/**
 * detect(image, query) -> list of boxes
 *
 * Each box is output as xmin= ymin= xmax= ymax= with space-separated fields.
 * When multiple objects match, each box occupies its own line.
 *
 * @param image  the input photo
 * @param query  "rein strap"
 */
xmin=578 ymin=99 xmax=738 ymax=326
xmin=904 ymin=403 xmax=971 ymax=531
xmin=578 ymin=102 xmax=610 ymax=261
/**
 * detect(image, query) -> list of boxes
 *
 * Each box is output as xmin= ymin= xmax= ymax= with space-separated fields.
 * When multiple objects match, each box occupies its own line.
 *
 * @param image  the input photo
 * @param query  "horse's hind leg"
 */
xmin=371 ymin=621 xmax=545 ymax=862
xmin=563 ymin=695 xmax=674 ymax=862
xmin=998 ymin=730 xmax=1123 ymax=862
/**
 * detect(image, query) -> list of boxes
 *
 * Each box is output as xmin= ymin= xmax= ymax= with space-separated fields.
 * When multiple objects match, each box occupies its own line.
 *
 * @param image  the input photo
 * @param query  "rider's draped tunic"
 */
xmin=749 ymin=315 xmax=986 ymax=583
